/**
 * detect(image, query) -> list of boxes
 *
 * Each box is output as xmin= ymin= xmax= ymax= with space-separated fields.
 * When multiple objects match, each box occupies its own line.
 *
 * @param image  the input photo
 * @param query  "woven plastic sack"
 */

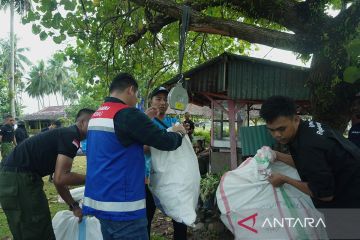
xmin=216 ymin=147 xmax=328 ymax=240
xmin=150 ymin=131 xmax=200 ymax=226
xmin=52 ymin=210 xmax=103 ymax=240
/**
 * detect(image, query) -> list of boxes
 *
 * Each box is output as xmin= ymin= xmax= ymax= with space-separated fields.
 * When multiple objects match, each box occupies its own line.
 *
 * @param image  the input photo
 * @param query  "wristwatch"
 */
xmin=69 ymin=201 xmax=80 ymax=211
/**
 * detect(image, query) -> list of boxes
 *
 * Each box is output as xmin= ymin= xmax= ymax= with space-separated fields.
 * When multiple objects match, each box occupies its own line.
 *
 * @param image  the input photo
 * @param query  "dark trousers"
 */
xmin=146 ymin=185 xmax=187 ymax=240
xmin=100 ymin=217 xmax=149 ymax=240
xmin=0 ymin=170 xmax=55 ymax=240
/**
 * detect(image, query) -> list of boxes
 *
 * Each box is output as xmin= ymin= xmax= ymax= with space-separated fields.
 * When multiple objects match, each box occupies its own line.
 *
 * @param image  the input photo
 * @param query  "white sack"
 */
xmin=150 ymin=132 xmax=200 ymax=226
xmin=217 ymin=155 xmax=328 ymax=240
xmin=52 ymin=210 xmax=103 ymax=240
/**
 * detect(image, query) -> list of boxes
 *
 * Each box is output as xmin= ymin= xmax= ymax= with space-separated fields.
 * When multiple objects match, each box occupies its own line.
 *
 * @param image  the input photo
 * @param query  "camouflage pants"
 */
xmin=1 ymin=142 xmax=15 ymax=160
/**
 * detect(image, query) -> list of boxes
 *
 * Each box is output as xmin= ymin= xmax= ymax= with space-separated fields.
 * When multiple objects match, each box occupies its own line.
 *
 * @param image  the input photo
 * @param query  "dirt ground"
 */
xmin=151 ymin=210 xmax=234 ymax=240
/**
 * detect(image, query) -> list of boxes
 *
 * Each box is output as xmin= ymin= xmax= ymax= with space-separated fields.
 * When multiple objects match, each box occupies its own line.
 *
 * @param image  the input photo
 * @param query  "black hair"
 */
xmin=109 ymin=73 xmax=138 ymax=93
xmin=4 ymin=114 xmax=13 ymax=119
xmin=76 ymin=108 xmax=95 ymax=121
xmin=260 ymin=96 xmax=297 ymax=123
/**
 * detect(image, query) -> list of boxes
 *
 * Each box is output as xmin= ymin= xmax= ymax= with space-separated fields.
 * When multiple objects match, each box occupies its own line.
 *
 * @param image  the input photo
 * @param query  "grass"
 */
xmin=0 ymin=156 xmax=167 ymax=239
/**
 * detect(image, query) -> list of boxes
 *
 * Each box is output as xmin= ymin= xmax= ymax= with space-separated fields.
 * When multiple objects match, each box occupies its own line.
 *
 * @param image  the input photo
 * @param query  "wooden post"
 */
xmin=228 ymin=100 xmax=237 ymax=170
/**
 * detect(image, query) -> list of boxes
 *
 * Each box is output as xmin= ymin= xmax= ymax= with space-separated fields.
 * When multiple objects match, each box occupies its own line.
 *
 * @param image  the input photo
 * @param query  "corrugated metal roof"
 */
xmin=239 ymin=125 xmax=275 ymax=156
xmin=227 ymin=55 xmax=310 ymax=100
xmin=164 ymin=52 xmax=310 ymax=105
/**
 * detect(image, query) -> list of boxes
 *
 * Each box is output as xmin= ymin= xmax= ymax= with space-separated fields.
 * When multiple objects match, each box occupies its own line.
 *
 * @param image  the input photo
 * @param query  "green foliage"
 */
xmin=194 ymin=129 xmax=211 ymax=145
xmin=344 ymin=66 xmax=360 ymax=83
xmin=200 ymin=173 xmax=222 ymax=202
xmin=0 ymin=37 xmax=30 ymax=116
xmin=65 ymin=95 xmax=102 ymax=121
xmin=26 ymin=53 xmax=80 ymax=109
xmin=20 ymin=0 xmax=250 ymax=99
xmin=344 ymin=36 xmax=360 ymax=84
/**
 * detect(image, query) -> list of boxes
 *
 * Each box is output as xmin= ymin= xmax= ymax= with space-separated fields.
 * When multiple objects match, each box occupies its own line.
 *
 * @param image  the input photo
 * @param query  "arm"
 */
xmin=274 ymin=151 xmax=295 ymax=168
xmin=53 ymin=154 xmax=85 ymax=221
xmin=268 ymin=173 xmax=334 ymax=201
xmin=115 ymin=108 xmax=184 ymax=151
xmin=13 ymin=136 xmax=17 ymax=146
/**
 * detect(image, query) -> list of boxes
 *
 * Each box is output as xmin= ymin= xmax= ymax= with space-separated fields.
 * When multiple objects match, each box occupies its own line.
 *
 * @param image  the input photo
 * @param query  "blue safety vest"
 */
xmin=83 ymin=101 xmax=146 ymax=221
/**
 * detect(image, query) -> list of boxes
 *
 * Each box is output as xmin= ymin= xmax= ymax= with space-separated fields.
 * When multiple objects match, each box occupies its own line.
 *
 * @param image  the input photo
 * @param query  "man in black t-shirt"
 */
xmin=349 ymin=98 xmax=360 ymax=148
xmin=0 ymin=108 xmax=95 ymax=239
xmin=260 ymin=96 xmax=360 ymax=209
xmin=0 ymin=114 xmax=16 ymax=159
xmin=14 ymin=120 xmax=29 ymax=144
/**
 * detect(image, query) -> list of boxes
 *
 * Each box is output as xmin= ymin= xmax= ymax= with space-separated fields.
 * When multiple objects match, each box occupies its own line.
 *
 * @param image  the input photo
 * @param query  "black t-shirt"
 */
xmin=15 ymin=127 xmax=29 ymax=144
xmin=0 ymin=124 xmax=15 ymax=143
xmin=289 ymin=120 xmax=360 ymax=208
xmin=2 ymin=125 xmax=81 ymax=177
xmin=348 ymin=123 xmax=360 ymax=148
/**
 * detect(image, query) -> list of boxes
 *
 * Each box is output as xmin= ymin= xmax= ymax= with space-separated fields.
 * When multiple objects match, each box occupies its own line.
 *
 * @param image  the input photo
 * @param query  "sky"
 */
xmin=0 ymin=10 xmax=310 ymax=114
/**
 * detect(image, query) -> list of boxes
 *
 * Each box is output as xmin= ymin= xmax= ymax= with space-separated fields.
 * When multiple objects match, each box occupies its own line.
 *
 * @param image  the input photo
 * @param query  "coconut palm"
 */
xmin=0 ymin=0 xmax=31 ymax=117
xmin=0 ymin=37 xmax=31 ymax=75
xmin=26 ymin=60 xmax=50 ymax=110
xmin=47 ymin=53 xmax=69 ymax=104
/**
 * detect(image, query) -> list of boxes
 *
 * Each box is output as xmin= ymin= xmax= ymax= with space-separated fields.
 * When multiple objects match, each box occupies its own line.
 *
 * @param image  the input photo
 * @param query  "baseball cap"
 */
xmin=150 ymin=86 xmax=169 ymax=99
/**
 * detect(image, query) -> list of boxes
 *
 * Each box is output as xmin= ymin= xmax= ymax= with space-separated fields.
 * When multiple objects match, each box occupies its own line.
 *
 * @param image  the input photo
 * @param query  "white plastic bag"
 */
xmin=150 ymin=132 xmax=200 ymax=226
xmin=52 ymin=210 xmax=103 ymax=240
xmin=216 ymin=148 xmax=328 ymax=240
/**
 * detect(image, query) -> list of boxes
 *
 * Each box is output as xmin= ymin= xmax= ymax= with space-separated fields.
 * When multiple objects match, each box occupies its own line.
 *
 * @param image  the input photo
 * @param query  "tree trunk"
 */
xmin=308 ymin=54 xmax=356 ymax=133
xmin=36 ymin=97 xmax=40 ymax=111
xmin=10 ymin=0 xmax=16 ymax=118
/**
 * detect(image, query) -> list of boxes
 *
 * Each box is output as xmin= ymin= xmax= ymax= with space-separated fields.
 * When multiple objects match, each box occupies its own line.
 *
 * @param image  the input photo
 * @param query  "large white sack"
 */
xmin=217 ymin=155 xmax=328 ymax=240
xmin=58 ymin=186 xmax=85 ymax=203
xmin=52 ymin=210 xmax=103 ymax=240
xmin=150 ymin=132 xmax=200 ymax=226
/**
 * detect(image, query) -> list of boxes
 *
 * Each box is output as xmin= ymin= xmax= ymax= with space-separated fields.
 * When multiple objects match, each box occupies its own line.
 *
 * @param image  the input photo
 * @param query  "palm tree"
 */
xmin=0 ymin=37 xmax=31 ymax=75
xmin=47 ymin=53 xmax=69 ymax=105
xmin=0 ymin=0 xmax=31 ymax=117
xmin=61 ymin=76 xmax=79 ymax=105
xmin=0 ymin=36 xmax=31 ymax=112
xmin=26 ymin=60 xmax=50 ymax=110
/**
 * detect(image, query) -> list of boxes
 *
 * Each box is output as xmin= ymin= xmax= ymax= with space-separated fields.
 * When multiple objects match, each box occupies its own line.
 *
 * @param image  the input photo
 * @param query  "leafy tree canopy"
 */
xmin=21 ymin=0 xmax=360 ymax=129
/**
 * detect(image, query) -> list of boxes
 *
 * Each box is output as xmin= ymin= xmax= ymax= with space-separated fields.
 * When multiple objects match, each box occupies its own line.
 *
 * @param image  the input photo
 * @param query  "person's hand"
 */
xmin=145 ymin=107 xmax=158 ymax=119
xmin=270 ymin=149 xmax=277 ymax=163
xmin=72 ymin=206 xmax=83 ymax=222
xmin=261 ymin=146 xmax=277 ymax=162
xmin=172 ymin=124 xmax=187 ymax=136
xmin=144 ymin=145 xmax=150 ymax=154
xmin=268 ymin=173 xmax=287 ymax=187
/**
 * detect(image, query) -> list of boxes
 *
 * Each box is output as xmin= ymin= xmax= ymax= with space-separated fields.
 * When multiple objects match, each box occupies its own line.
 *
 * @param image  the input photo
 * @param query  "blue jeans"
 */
xmin=100 ymin=217 xmax=149 ymax=240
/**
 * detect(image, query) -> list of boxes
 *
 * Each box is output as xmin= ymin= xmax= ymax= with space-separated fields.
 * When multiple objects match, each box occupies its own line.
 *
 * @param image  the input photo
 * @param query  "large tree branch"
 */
xmin=125 ymin=0 xmax=224 ymax=46
xmin=224 ymin=0 xmax=306 ymax=33
xmin=332 ymin=1 xmax=360 ymax=40
xmin=129 ymin=0 xmax=314 ymax=53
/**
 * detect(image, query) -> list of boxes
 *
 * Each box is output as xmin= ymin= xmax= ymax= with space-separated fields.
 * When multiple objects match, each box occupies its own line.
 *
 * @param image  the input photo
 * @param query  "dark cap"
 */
xmin=150 ymin=86 xmax=169 ymax=99
xmin=18 ymin=120 xmax=25 ymax=126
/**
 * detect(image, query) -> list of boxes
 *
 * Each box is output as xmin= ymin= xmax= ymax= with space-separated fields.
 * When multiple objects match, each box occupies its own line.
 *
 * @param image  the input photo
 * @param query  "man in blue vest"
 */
xmin=83 ymin=73 xmax=186 ymax=240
